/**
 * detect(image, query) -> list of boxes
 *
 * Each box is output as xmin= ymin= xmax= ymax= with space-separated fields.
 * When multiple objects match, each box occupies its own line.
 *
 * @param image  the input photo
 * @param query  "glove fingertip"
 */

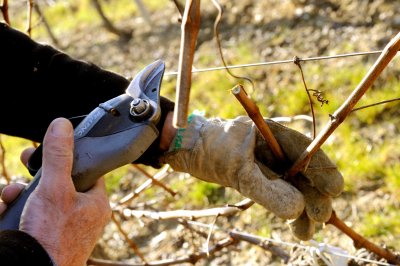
xmin=320 ymin=170 xmax=344 ymax=197
xmin=262 ymin=179 xmax=305 ymax=220
xmin=289 ymin=211 xmax=315 ymax=241
xmin=305 ymin=196 xmax=332 ymax=223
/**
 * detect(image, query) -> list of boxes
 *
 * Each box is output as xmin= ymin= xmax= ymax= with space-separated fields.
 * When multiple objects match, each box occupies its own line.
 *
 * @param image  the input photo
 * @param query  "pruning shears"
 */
xmin=0 ymin=60 xmax=165 ymax=230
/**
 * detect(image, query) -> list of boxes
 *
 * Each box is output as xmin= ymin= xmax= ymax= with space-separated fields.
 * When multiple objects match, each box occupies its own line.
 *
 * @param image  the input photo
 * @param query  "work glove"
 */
xmin=161 ymin=114 xmax=344 ymax=240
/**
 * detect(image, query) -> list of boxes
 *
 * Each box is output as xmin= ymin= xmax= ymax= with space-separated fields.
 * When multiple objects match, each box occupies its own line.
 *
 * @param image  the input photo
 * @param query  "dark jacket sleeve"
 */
xmin=0 ymin=22 xmax=130 ymax=142
xmin=0 ymin=230 xmax=54 ymax=265
xmin=0 ymin=22 xmax=174 ymax=167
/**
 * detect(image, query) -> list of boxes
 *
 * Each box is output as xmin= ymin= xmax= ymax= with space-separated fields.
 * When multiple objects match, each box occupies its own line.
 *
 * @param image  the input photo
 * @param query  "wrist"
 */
xmin=159 ymin=111 xmax=177 ymax=152
xmin=133 ymin=96 xmax=175 ymax=168
xmin=0 ymin=230 xmax=54 ymax=265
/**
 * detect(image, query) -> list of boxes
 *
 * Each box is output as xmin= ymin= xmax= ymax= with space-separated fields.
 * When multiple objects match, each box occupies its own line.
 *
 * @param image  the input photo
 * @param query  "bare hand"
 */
xmin=18 ymin=118 xmax=111 ymax=266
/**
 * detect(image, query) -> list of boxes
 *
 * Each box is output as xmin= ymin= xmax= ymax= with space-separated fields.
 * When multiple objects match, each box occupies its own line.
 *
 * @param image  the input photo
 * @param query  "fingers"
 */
xmin=304 ymin=163 xmax=344 ymax=197
xmin=1 ymin=183 xmax=26 ymax=203
xmin=261 ymin=120 xmax=344 ymax=198
xmin=290 ymin=174 xmax=332 ymax=223
xmin=288 ymin=210 xmax=316 ymax=241
xmin=238 ymin=164 xmax=305 ymax=220
xmin=0 ymin=183 xmax=6 ymax=195
xmin=0 ymin=183 xmax=26 ymax=215
xmin=255 ymin=120 xmax=343 ymax=240
xmin=40 ymin=118 xmax=75 ymax=194
xmin=20 ymin=147 xmax=36 ymax=167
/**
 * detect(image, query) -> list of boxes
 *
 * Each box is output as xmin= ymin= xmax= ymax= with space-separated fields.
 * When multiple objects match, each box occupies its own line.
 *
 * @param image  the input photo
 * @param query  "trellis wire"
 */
xmin=164 ymin=49 xmax=400 ymax=112
xmin=164 ymin=50 xmax=385 ymax=76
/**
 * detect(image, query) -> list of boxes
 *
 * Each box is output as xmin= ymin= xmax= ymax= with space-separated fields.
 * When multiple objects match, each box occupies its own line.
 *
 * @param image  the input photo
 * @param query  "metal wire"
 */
xmin=165 ymin=49 xmax=400 ymax=112
xmin=164 ymin=50 xmax=384 ymax=76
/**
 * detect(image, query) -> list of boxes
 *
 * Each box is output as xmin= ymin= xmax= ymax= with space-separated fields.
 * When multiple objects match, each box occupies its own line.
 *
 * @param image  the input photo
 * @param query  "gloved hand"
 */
xmin=161 ymin=115 xmax=344 ymax=240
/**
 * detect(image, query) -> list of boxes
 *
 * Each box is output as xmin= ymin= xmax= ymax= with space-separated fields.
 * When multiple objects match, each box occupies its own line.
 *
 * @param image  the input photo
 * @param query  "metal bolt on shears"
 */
xmin=130 ymin=98 xmax=151 ymax=117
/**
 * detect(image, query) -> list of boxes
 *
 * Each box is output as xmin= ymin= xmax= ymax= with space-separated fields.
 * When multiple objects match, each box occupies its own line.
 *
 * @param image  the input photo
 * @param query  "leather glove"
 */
xmin=254 ymin=118 xmax=344 ymax=240
xmin=161 ymin=115 xmax=344 ymax=240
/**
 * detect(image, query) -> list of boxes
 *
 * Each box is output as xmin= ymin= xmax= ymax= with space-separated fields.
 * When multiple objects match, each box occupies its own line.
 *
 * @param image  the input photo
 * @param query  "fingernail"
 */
xmin=51 ymin=118 xmax=72 ymax=137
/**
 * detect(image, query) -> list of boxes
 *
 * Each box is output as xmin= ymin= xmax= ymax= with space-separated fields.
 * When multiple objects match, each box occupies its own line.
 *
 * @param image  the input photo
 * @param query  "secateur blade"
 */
xmin=126 ymin=59 xmax=165 ymax=100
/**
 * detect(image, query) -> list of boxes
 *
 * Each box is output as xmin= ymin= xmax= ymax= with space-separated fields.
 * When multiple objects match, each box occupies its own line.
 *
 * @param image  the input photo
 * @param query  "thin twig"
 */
xmin=90 ymin=0 xmax=131 ymax=40
xmin=351 ymin=97 xmax=400 ymax=112
xmin=326 ymin=211 xmax=400 ymax=264
xmin=205 ymin=215 xmax=219 ymax=257
xmin=88 ymin=227 xmax=292 ymax=266
xmin=0 ymin=0 xmax=10 ymax=25
xmin=133 ymin=0 xmax=152 ymax=27
xmin=293 ymin=56 xmax=316 ymax=139
xmin=173 ymin=0 xmax=201 ymax=128
xmin=132 ymin=165 xmax=177 ymax=197
xmin=0 ymin=135 xmax=10 ymax=184
xmin=26 ymin=0 xmax=34 ymax=36
xmin=179 ymin=219 xmax=211 ymax=239
xmin=229 ymin=230 xmax=290 ymax=263
xmin=183 ymin=221 xmax=291 ymax=263
xmin=114 ymin=165 xmax=171 ymax=207
xmin=33 ymin=3 xmax=61 ymax=48
xmin=88 ymin=236 xmax=237 ymax=266
xmin=171 ymin=0 xmax=184 ymax=17
xmin=111 ymin=212 xmax=147 ymax=263
xmin=210 ymin=0 xmax=254 ymax=90
xmin=118 ymin=198 xmax=254 ymax=220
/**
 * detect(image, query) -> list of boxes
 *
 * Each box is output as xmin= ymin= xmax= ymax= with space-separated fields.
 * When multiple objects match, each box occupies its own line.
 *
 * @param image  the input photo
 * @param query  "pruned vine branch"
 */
xmin=116 ymin=198 xmax=254 ymax=220
xmin=287 ymin=31 xmax=400 ymax=178
xmin=230 ymin=30 xmax=400 ymax=264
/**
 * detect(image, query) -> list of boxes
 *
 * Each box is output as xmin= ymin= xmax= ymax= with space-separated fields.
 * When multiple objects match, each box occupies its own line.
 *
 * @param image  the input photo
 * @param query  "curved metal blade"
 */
xmin=126 ymin=59 xmax=165 ymax=98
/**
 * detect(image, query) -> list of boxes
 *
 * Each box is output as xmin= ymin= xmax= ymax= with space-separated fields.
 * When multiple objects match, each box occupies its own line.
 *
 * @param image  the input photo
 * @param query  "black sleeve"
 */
xmin=0 ymin=22 xmax=129 ymax=142
xmin=0 ymin=230 xmax=54 ymax=265
xmin=0 ymin=22 xmax=174 ymax=167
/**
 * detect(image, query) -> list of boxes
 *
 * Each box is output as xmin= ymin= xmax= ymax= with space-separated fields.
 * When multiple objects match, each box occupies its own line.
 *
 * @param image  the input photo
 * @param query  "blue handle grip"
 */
xmin=0 ymin=169 xmax=42 ymax=230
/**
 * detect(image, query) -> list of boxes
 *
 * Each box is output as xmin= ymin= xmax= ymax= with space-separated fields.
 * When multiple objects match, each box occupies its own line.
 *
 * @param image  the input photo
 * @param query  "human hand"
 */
xmin=161 ymin=115 xmax=343 ymax=240
xmin=17 ymin=118 xmax=111 ymax=266
xmin=0 ymin=183 xmax=26 ymax=215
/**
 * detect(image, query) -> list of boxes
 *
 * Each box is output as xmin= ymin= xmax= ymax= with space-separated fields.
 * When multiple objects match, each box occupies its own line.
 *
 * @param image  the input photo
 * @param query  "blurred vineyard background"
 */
xmin=1 ymin=0 xmax=400 ymax=265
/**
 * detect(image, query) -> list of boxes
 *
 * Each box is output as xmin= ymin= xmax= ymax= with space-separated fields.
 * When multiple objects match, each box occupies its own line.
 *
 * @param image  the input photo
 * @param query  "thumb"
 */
xmin=39 ymin=118 xmax=75 ymax=194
